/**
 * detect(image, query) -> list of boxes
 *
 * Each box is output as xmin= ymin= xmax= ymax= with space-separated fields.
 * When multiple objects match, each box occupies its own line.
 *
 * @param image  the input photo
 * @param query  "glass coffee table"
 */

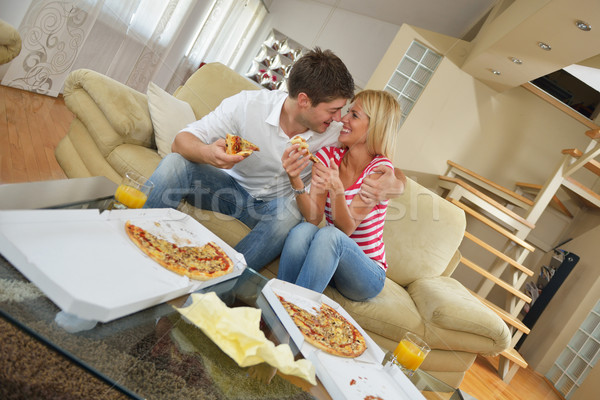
xmin=0 ymin=177 xmax=461 ymax=400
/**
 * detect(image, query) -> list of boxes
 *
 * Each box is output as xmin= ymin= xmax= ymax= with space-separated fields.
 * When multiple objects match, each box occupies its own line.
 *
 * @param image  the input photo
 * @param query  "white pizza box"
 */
xmin=0 ymin=208 xmax=246 ymax=323
xmin=262 ymin=279 xmax=425 ymax=400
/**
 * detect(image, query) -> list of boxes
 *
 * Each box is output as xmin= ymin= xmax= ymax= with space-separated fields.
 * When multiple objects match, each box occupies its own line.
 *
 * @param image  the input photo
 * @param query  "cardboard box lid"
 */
xmin=0 ymin=208 xmax=245 ymax=323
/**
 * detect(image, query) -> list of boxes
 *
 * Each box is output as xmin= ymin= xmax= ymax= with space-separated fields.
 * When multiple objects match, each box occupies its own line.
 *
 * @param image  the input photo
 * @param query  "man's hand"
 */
xmin=282 ymin=144 xmax=311 ymax=179
xmin=359 ymin=166 xmax=406 ymax=203
xmin=210 ymin=138 xmax=245 ymax=169
xmin=171 ymin=132 xmax=244 ymax=169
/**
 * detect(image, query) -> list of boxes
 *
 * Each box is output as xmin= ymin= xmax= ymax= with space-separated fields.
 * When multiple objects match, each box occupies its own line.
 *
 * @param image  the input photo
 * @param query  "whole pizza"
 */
xmin=125 ymin=221 xmax=234 ymax=281
xmin=278 ymin=295 xmax=367 ymax=358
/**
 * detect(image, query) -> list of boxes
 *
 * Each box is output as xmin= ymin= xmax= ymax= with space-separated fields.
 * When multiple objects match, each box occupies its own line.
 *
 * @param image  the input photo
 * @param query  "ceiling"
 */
xmin=310 ymin=0 xmax=600 ymax=92
xmin=312 ymin=0 xmax=498 ymax=39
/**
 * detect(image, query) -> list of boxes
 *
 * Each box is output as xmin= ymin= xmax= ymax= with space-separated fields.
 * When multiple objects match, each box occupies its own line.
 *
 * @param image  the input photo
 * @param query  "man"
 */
xmin=145 ymin=48 xmax=404 ymax=270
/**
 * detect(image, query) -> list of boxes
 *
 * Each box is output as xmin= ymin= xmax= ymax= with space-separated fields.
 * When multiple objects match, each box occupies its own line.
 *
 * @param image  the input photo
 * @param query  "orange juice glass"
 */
xmin=113 ymin=171 xmax=154 ymax=209
xmin=392 ymin=332 xmax=430 ymax=376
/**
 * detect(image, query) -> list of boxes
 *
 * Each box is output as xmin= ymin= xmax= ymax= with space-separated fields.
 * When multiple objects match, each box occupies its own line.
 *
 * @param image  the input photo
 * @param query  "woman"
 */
xmin=278 ymin=90 xmax=404 ymax=301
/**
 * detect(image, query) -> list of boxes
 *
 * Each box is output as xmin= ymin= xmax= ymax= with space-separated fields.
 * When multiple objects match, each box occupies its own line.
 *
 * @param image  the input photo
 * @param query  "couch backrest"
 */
xmin=175 ymin=63 xmax=260 ymax=120
xmin=383 ymin=178 xmax=466 ymax=286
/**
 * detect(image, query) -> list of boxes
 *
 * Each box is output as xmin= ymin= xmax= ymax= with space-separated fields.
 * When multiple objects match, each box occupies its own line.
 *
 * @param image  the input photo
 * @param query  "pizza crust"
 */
xmin=225 ymin=133 xmax=259 ymax=156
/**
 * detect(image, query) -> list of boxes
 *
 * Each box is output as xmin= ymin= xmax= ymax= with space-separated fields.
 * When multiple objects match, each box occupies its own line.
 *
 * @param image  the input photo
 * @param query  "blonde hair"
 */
xmin=352 ymin=90 xmax=401 ymax=161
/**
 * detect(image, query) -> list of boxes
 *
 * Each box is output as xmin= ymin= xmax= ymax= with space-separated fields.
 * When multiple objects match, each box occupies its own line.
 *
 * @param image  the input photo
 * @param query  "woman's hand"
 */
xmin=311 ymin=158 xmax=344 ymax=194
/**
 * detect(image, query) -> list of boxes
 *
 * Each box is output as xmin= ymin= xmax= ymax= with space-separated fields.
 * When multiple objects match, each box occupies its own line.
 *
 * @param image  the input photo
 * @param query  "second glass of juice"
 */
xmin=392 ymin=332 xmax=430 ymax=377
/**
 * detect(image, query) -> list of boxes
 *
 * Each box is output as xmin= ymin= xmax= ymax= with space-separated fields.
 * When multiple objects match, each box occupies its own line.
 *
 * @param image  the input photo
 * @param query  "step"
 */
xmin=514 ymin=182 xmax=573 ymax=218
xmin=500 ymin=347 xmax=528 ymax=369
xmin=447 ymin=160 xmax=534 ymax=209
xmin=439 ymin=175 xmax=536 ymax=230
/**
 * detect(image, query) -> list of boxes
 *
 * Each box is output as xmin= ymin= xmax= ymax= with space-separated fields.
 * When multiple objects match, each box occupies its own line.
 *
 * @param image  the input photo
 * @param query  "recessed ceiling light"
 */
xmin=491 ymin=70 xmax=501 ymax=76
xmin=575 ymin=20 xmax=592 ymax=31
xmin=510 ymin=57 xmax=523 ymax=65
xmin=538 ymin=42 xmax=552 ymax=51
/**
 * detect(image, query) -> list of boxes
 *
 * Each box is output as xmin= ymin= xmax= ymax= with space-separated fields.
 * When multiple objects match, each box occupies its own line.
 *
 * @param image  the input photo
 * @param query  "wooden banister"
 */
xmin=447 ymin=160 xmax=534 ymax=207
xmin=463 ymin=231 xmax=534 ymax=277
xmin=449 ymin=199 xmax=535 ymax=252
xmin=460 ymin=257 xmax=532 ymax=304
xmin=439 ymin=175 xmax=536 ymax=229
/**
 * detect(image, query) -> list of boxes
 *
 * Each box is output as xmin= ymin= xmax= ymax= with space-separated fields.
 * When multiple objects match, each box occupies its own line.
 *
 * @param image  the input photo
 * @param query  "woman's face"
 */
xmin=339 ymin=99 xmax=369 ymax=147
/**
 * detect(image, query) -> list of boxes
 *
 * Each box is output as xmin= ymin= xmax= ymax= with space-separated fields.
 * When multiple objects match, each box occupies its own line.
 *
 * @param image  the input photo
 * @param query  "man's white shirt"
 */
xmin=180 ymin=89 xmax=341 ymax=200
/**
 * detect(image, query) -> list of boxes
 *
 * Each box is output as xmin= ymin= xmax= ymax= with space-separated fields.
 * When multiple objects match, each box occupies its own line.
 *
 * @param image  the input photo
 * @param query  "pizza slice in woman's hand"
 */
xmin=225 ymin=133 xmax=260 ymax=156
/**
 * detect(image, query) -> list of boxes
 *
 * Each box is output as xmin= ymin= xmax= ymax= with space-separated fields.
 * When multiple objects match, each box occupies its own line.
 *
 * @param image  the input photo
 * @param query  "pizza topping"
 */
xmin=125 ymin=221 xmax=234 ymax=281
xmin=225 ymin=134 xmax=260 ymax=156
xmin=277 ymin=295 xmax=367 ymax=358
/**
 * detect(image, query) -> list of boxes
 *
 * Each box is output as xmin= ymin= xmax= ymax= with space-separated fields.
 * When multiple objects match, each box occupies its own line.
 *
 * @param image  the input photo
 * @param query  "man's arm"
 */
xmin=172 ymin=131 xmax=244 ymax=169
xmin=359 ymin=166 xmax=406 ymax=202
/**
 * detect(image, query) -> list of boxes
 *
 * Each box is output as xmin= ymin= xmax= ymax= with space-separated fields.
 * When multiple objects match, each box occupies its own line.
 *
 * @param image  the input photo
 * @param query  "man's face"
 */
xmin=301 ymin=97 xmax=348 ymax=133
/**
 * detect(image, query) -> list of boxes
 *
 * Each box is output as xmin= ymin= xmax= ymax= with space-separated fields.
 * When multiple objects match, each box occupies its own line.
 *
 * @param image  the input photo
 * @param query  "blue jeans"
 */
xmin=145 ymin=153 xmax=302 ymax=270
xmin=277 ymin=223 xmax=386 ymax=301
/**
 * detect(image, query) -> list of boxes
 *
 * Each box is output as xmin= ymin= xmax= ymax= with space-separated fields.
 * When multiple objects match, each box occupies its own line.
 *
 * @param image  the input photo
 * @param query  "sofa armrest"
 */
xmin=0 ymin=19 xmax=21 ymax=65
xmin=408 ymin=276 xmax=511 ymax=354
xmin=63 ymin=69 xmax=154 ymax=157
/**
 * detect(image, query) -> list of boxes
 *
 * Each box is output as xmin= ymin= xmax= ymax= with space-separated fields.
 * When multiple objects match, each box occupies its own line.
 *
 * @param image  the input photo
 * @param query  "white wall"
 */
xmin=0 ymin=0 xmax=32 ymax=27
xmin=240 ymin=0 xmax=400 ymax=89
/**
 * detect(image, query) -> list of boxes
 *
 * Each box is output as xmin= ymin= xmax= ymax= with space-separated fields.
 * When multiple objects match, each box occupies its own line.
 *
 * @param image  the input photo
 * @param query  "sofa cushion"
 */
xmin=107 ymin=144 xmax=162 ymax=180
xmin=147 ymin=82 xmax=197 ymax=158
xmin=383 ymin=178 xmax=466 ymax=286
xmin=324 ymin=279 xmax=423 ymax=342
xmin=408 ymin=276 xmax=510 ymax=354
xmin=174 ymin=63 xmax=260 ymax=120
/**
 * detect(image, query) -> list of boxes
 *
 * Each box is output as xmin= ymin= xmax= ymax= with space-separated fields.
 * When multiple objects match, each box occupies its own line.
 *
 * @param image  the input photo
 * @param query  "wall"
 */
xmin=366 ymin=24 xmax=600 ymax=374
xmin=518 ymin=225 xmax=600 ymax=376
xmin=236 ymin=0 xmax=400 ymax=89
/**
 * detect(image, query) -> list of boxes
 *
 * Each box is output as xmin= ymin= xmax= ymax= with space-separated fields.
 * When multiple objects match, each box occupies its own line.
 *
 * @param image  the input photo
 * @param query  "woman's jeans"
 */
xmin=144 ymin=153 xmax=301 ymax=270
xmin=278 ymin=222 xmax=386 ymax=301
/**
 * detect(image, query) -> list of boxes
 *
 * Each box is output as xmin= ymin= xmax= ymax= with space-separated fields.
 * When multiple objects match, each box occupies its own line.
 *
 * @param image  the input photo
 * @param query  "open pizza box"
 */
xmin=0 ymin=208 xmax=246 ymax=324
xmin=262 ymin=279 xmax=425 ymax=400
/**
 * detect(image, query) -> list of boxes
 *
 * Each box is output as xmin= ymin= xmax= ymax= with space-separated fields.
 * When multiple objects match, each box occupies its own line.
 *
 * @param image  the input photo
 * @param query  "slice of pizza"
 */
xmin=225 ymin=133 xmax=260 ymax=156
xmin=290 ymin=136 xmax=321 ymax=164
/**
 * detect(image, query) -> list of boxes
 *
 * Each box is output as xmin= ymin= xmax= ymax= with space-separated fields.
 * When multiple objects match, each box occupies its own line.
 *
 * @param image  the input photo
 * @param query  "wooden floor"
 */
xmin=0 ymin=84 xmax=566 ymax=400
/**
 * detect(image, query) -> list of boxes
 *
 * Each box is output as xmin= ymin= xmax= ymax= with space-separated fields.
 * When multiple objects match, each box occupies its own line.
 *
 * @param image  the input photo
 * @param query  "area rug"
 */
xmin=0 ymin=255 xmax=315 ymax=400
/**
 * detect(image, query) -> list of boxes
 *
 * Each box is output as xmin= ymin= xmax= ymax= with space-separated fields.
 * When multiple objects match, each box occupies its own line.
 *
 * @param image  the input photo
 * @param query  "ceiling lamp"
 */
xmin=491 ymin=70 xmax=501 ymax=76
xmin=510 ymin=57 xmax=523 ymax=65
xmin=538 ymin=42 xmax=552 ymax=51
xmin=575 ymin=20 xmax=592 ymax=31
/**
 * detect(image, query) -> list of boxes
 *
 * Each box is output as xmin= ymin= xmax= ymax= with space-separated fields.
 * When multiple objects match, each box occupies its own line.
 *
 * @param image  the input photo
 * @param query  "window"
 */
xmin=384 ymin=41 xmax=442 ymax=126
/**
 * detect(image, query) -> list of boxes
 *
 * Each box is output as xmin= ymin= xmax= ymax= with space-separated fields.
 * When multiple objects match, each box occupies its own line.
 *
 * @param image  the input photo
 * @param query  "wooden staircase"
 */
xmin=437 ymin=128 xmax=600 ymax=383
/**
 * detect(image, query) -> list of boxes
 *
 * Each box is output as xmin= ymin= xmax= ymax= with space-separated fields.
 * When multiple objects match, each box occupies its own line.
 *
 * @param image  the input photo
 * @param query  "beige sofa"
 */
xmin=55 ymin=63 xmax=510 ymax=388
xmin=0 ymin=19 xmax=21 ymax=65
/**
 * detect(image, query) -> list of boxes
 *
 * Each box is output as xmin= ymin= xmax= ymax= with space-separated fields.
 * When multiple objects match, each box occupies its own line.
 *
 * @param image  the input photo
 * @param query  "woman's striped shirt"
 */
xmin=315 ymin=146 xmax=393 ymax=270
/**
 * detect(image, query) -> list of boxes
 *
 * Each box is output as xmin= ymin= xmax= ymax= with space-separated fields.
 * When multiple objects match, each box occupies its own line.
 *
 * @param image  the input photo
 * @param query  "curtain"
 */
xmin=165 ymin=0 xmax=267 ymax=93
xmin=2 ymin=0 xmax=194 ymax=96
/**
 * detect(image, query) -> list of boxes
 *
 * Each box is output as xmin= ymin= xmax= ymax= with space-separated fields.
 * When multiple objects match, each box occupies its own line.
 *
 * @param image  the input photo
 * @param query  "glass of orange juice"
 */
xmin=392 ymin=332 xmax=430 ymax=377
xmin=113 ymin=171 xmax=154 ymax=209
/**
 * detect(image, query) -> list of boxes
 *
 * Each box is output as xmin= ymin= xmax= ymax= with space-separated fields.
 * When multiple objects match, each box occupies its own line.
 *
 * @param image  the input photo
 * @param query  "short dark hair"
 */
xmin=287 ymin=47 xmax=355 ymax=106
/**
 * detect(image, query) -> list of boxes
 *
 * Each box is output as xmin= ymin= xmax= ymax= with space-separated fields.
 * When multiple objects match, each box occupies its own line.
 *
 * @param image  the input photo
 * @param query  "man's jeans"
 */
xmin=277 ymin=222 xmax=386 ymax=301
xmin=145 ymin=153 xmax=302 ymax=270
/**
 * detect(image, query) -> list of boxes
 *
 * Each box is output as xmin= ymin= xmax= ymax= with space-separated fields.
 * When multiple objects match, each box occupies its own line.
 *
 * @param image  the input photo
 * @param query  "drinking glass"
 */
xmin=112 ymin=171 xmax=154 ymax=209
xmin=391 ymin=332 xmax=430 ymax=377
